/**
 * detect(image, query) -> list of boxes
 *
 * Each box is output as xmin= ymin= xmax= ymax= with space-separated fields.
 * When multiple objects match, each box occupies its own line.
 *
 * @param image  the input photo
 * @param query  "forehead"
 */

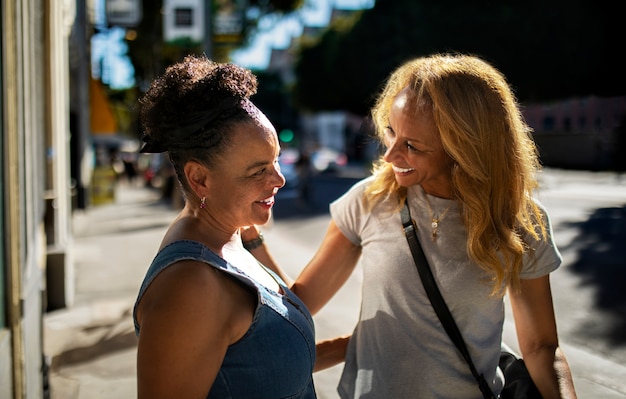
xmin=208 ymin=122 xmax=278 ymax=177
xmin=227 ymin=113 xmax=279 ymax=156
xmin=392 ymin=86 xmax=430 ymax=115
xmin=389 ymin=88 xmax=440 ymax=145
xmin=391 ymin=92 xmax=433 ymax=127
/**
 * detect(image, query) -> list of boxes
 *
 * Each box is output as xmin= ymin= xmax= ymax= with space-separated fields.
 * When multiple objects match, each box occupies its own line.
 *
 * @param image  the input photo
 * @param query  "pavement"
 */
xmin=43 ymin=170 xmax=626 ymax=399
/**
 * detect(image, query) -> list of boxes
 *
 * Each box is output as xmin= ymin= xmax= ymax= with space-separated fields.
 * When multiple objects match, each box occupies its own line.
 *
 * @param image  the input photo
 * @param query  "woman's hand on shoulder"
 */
xmin=240 ymin=224 xmax=262 ymax=242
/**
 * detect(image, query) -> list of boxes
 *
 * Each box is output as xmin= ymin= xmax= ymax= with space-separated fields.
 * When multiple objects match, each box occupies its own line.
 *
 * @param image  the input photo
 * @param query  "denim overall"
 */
xmin=133 ymin=240 xmax=317 ymax=398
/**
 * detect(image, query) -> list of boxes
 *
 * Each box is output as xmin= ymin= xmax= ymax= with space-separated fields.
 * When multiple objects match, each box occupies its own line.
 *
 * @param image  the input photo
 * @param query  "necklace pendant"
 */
xmin=431 ymin=218 xmax=439 ymax=241
xmin=425 ymin=197 xmax=454 ymax=242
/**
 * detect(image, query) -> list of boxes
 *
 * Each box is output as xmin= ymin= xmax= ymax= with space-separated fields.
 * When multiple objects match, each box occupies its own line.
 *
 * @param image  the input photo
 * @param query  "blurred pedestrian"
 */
xmin=296 ymin=151 xmax=312 ymax=205
xmin=250 ymin=53 xmax=577 ymax=398
xmin=132 ymin=55 xmax=319 ymax=398
xmin=121 ymin=152 xmax=138 ymax=185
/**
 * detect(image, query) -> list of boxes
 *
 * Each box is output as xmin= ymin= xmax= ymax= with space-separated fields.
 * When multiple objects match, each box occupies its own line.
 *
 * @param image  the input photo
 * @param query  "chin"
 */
xmin=395 ymin=176 xmax=418 ymax=188
xmin=254 ymin=211 xmax=273 ymax=226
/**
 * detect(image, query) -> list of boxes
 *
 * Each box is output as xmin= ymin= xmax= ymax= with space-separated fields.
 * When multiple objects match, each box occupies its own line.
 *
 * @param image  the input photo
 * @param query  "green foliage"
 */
xmin=126 ymin=0 xmax=304 ymax=92
xmin=254 ymin=70 xmax=299 ymax=133
xmin=104 ymin=86 xmax=142 ymax=139
xmin=293 ymin=0 xmax=623 ymax=114
xmin=249 ymin=0 xmax=303 ymax=13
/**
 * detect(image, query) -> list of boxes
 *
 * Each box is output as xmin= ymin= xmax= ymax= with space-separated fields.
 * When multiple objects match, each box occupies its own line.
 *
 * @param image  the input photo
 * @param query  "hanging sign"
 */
xmin=106 ymin=0 xmax=142 ymax=27
xmin=163 ymin=0 xmax=204 ymax=45
xmin=213 ymin=0 xmax=246 ymax=44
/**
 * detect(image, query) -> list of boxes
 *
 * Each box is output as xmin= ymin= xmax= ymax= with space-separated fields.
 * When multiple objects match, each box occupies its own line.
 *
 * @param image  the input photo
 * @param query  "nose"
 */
xmin=382 ymin=139 xmax=400 ymax=164
xmin=274 ymin=164 xmax=286 ymax=189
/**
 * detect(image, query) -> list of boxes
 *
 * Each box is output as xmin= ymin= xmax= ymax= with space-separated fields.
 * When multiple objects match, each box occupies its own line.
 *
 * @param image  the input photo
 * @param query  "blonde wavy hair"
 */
xmin=365 ymin=53 xmax=546 ymax=296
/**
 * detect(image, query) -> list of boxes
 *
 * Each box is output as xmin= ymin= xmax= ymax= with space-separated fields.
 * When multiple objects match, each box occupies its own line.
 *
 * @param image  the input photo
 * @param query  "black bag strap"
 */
xmin=401 ymin=201 xmax=496 ymax=399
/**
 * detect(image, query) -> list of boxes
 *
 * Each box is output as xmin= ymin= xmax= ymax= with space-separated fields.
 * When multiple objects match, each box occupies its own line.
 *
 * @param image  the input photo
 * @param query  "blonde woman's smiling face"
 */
xmin=383 ymin=86 xmax=454 ymax=198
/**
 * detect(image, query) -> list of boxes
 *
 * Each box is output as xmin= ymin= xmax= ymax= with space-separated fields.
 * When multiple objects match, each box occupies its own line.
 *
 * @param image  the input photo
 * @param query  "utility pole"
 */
xmin=203 ymin=1 xmax=212 ymax=59
xmin=74 ymin=0 xmax=90 ymax=209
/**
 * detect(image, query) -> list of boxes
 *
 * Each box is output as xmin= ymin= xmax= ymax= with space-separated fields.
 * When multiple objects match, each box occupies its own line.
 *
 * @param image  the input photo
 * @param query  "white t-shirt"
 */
xmin=331 ymin=177 xmax=561 ymax=399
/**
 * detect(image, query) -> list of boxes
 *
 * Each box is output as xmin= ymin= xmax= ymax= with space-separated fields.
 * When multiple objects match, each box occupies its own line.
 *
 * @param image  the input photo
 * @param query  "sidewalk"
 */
xmin=44 ymin=175 xmax=626 ymax=399
xmin=44 ymin=183 xmax=175 ymax=399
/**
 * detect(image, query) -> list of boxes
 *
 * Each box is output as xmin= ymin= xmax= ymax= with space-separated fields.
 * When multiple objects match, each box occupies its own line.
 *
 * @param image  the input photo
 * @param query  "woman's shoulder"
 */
xmin=136 ymin=239 xmax=228 ymax=307
xmin=135 ymin=255 xmax=230 ymax=328
xmin=156 ymin=239 xmax=225 ymax=265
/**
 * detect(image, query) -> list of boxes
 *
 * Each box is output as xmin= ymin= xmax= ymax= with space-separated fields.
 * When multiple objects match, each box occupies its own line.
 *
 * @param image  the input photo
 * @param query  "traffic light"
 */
xmin=279 ymin=129 xmax=294 ymax=143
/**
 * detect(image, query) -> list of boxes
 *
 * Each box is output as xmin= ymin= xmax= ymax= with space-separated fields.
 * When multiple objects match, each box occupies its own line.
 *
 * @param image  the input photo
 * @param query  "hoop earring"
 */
xmin=200 ymin=196 xmax=206 ymax=209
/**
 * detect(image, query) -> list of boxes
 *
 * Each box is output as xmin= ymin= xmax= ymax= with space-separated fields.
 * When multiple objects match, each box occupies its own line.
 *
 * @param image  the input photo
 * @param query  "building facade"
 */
xmin=523 ymin=96 xmax=626 ymax=170
xmin=1 ymin=0 xmax=75 ymax=397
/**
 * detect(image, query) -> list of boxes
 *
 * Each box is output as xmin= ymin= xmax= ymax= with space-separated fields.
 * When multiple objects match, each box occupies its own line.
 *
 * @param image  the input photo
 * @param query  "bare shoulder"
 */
xmin=135 ymin=260 xmax=257 ymax=396
xmin=136 ymin=259 xmax=256 ymax=343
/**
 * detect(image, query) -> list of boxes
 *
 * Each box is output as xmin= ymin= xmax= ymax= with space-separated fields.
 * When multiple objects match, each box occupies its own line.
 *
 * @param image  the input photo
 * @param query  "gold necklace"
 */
xmin=424 ymin=195 xmax=454 ymax=241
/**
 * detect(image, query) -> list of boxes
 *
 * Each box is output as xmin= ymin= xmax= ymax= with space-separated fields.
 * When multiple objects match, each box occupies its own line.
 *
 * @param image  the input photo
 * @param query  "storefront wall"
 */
xmin=1 ymin=1 xmax=73 ymax=397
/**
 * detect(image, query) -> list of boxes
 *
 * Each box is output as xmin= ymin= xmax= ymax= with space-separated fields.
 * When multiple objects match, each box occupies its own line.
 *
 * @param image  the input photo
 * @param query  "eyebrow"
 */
xmin=245 ymin=159 xmax=271 ymax=173
xmin=388 ymin=126 xmax=427 ymax=145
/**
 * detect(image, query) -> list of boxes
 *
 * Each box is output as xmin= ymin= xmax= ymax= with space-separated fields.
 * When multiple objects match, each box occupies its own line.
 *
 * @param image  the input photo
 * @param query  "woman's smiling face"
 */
xmin=205 ymin=110 xmax=285 ymax=230
xmin=383 ymin=86 xmax=454 ymax=198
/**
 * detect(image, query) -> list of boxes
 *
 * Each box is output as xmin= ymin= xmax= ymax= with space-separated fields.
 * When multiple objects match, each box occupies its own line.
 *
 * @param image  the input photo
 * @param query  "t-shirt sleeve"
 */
xmin=329 ymin=177 xmax=373 ymax=246
xmin=520 ymin=198 xmax=563 ymax=279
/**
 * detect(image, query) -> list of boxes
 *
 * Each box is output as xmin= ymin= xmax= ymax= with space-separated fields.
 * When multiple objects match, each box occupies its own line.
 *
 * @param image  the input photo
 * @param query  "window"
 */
xmin=542 ymin=116 xmax=555 ymax=132
xmin=563 ymin=117 xmax=571 ymax=132
xmin=174 ymin=8 xmax=194 ymax=27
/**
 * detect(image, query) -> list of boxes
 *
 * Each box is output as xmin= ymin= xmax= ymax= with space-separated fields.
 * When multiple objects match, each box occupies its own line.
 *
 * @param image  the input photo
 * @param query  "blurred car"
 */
xmin=278 ymin=148 xmax=300 ymax=190
xmin=310 ymin=147 xmax=348 ymax=173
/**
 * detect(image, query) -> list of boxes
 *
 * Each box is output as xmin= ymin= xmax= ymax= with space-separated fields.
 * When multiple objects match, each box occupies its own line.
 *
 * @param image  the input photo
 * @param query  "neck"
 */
xmin=166 ymin=206 xmax=239 ymax=255
xmin=420 ymin=183 xmax=454 ymax=200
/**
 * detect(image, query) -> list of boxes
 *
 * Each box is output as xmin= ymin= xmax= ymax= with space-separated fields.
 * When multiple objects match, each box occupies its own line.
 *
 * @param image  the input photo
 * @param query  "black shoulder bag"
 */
xmin=400 ymin=201 xmax=542 ymax=399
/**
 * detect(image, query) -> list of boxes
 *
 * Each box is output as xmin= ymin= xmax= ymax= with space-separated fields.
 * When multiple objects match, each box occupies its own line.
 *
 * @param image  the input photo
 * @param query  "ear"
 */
xmin=184 ymin=161 xmax=210 ymax=198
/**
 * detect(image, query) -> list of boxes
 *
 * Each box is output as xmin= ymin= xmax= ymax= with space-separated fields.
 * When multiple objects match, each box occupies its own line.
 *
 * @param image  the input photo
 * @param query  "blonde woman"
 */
xmin=248 ymin=53 xmax=577 ymax=398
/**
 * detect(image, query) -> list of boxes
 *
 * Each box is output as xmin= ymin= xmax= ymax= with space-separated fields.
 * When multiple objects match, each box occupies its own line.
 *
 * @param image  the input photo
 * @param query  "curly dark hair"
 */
xmin=138 ymin=55 xmax=258 ymax=194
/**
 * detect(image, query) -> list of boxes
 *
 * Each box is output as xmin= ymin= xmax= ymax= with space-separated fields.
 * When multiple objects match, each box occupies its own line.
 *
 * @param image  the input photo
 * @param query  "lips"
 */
xmin=392 ymin=165 xmax=415 ymax=173
xmin=256 ymin=196 xmax=275 ymax=207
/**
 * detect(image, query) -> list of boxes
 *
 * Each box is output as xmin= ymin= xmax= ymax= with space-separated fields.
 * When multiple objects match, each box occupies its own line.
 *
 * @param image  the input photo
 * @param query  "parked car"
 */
xmin=310 ymin=147 xmax=348 ymax=173
xmin=278 ymin=148 xmax=300 ymax=189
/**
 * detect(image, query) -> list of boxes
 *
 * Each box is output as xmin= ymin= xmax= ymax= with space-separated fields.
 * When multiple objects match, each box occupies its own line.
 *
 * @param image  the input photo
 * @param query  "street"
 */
xmin=44 ymin=167 xmax=626 ymax=398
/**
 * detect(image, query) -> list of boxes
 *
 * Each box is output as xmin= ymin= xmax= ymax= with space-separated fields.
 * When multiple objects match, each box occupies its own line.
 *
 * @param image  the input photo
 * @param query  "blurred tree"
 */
xmin=126 ymin=0 xmax=304 ymax=92
xmin=106 ymin=86 xmax=141 ymax=137
xmin=293 ymin=0 xmax=624 ymax=115
xmin=254 ymin=70 xmax=299 ymax=136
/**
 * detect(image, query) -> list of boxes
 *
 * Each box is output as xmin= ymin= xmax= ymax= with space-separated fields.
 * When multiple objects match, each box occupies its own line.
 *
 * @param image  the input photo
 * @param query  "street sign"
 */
xmin=163 ymin=0 xmax=204 ymax=45
xmin=163 ymin=0 xmax=246 ymax=47
xmin=106 ymin=0 xmax=142 ymax=27
xmin=213 ymin=0 xmax=246 ymax=44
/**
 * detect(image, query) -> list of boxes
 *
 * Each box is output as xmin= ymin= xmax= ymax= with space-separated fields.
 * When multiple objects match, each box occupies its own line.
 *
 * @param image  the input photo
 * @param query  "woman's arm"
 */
xmin=243 ymin=221 xmax=361 ymax=316
xmin=290 ymin=221 xmax=361 ymax=315
xmin=508 ymin=275 xmax=577 ymax=399
xmin=314 ymin=335 xmax=351 ymax=372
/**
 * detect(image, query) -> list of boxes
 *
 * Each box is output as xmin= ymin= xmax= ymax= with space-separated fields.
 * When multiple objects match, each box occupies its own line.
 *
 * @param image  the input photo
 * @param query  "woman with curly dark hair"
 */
xmin=132 ymin=55 xmax=317 ymax=398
